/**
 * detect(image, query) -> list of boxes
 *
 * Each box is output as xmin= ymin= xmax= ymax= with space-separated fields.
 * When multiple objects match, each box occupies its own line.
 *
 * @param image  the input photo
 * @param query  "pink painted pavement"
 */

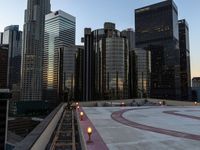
xmin=77 ymin=107 xmax=109 ymax=150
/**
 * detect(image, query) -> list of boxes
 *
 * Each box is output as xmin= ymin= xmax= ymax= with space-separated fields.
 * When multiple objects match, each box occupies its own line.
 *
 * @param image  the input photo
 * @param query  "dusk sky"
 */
xmin=0 ymin=0 xmax=199 ymax=78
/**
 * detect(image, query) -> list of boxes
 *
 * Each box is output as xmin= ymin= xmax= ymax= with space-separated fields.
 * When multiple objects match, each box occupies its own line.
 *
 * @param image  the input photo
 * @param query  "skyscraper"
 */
xmin=121 ymin=28 xmax=135 ymax=50
xmin=178 ymin=19 xmax=191 ymax=100
xmin=0 ymin=45 xmax=9 ymax=89
xmin=74 ymin=46 xmax=84 ymax=101
xmin=21 ymin=0 xmax=51 ymax=101
xmin=3 ymin=25 xmax=22 ymax=89
xmin=0 ymin=32 xmax=3 ymax=44
xmin=58 ymin=46 xmax=78 ymax=102
xmin=43 ymin=10 xmax=75 ymax=103
xmin=83 ymin=23 xmax=129 ymax=100
xmin=135 ymin=0 xmax=181 ymax=100
xmin=121 ymin=29 xmax=137 ymax=98
xmin=83 ymin=28 xmax=94 ymax=101
xmin=192 ymin=77 xmax=200 ymax=101
xmin=134 ymin=48 xmax=151 ymax=98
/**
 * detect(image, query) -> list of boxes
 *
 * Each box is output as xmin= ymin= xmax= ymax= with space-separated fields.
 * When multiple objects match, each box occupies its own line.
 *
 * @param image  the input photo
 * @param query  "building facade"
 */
xmin=21 ymin=0 xmax=51 ymax=101
xmin=74 ymin=46 xmax=84 ymax=101
xmin=0 ymin=32 xmax=3 ymax=44
xmin=43 ymin=10 xmax=75 ymax=103
xmin=0 ymin=45 xmax=9 ymax=89
xmin=58 ymin=46 xmax=80 ymax=102
xmin=134 ymin=48 xmax=151 ymax=98
xmin=3 ymin=25 xmax=22 ymax=89
xmin=83 ymin=28 xmax=94 ymax=101
xmin=135 ymin=0 xmax=181 ymax=100
xmin=83 ymin=23 xmax=129 ymax=100
xmin=178 ymin=19 xmax=191 ymax=100
xmin=192 ymin=77 xmax=200 ymax=101
xmin=121 ymin=29 xmax=137 ymax=98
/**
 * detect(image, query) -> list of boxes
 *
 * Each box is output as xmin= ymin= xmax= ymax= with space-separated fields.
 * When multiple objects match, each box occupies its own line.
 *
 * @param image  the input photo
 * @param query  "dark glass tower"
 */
xmin=0 ymin=32 xmax=3 ymax=44
xmin=0 ymin=45 xmax=9 ymax=88
xmin=134 ymin=48 xmax=151 ymax=98
xmin=135 ymin=0 xmax=181 ymax=100
xmin=3 ymin=25 xmax=22 ymax=89
xmin=178 ymin=19 xmax=191 ymax=100
xmin=21 ymin=0 xmax=51 ymax=101
xmin=83 ymin=28 xmax=94 ymax=101
xmin=74 ymin=46 xmax=84 ymax=101
xmin=121 ymin=29 xmax=137 ymax=98
xmin=83 ymin=23 xmax=129 ymax=100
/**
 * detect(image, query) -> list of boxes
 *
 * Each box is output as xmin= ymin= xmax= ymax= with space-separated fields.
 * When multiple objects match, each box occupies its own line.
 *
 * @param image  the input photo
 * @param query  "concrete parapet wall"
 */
xmin=14 ymin=103 xmax=66 ymax=150
xmin=147 ymin=98 xmax=197 ymax=106
xmin=79 ymin=99 xmax=198 ymax=107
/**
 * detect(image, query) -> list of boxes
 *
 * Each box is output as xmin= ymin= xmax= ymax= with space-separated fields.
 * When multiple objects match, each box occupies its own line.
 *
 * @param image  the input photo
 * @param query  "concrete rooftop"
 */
xmin=81 ymin=106 xmax=200 ymax=150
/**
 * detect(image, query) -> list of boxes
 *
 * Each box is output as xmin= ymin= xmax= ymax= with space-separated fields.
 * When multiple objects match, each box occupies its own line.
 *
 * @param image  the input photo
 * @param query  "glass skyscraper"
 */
xmin=134 ymin=48 xmax=151 ymax=98
xmin=83 ymin=23 xmax=129 ymax=100
xmin=121 ymin=29 xmax=137 ymax=98
xmin=2 ymin=25 xmax=22 ymax=89
xmin=0 ymin=32 xmax=3 ymax=44
xmin=0 ymin=45 xmax=9 ymax=88
xmin=135 ymin=0 xmax=181 ymax=100
xmin=192 ymin=77 xmax=200 ymax=102
xmin=21 ymin=0 xmax=51 ymax=101
xmin=74 ymin=46 xmax=84 ymax=101
xmin=43 ymin=10 xmax=75 ymax=103
xmin=178 ymin=19 xmax=191 ymax=100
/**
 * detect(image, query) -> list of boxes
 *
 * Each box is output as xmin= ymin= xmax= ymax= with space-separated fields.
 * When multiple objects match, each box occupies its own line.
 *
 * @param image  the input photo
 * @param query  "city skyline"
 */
xmin=0 ymin=0 xmax=199 ymax=79
xmin=1 ymin=1 xmax=200 ymax=149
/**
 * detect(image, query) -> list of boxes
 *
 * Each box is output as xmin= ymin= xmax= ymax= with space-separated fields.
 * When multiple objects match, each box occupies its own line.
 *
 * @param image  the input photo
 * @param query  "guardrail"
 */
xmin=14 ymin=103 xmax=66 ymax=150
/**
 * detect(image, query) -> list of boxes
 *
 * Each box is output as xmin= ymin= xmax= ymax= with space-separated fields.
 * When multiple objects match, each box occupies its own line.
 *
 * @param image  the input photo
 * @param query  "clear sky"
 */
xmin=0 ymin=0 xmax=199 ymax=78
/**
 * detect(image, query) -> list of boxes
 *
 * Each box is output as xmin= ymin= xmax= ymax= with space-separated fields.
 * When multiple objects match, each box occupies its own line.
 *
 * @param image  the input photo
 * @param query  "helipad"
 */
xmin=82 ymin=106 xmax=200 ymax=150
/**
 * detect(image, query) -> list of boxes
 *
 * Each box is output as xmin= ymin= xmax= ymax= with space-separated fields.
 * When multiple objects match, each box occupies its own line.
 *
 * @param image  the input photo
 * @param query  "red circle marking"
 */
xmin=111 ymin=108 xmax=200 ymax=141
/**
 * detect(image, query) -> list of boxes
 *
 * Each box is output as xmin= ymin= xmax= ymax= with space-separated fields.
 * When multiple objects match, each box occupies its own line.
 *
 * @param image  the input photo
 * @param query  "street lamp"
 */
xmin=87 ymin=127 xmax=93 ymax=143
xmin=80 ymin=112 xmax=84 ymax=121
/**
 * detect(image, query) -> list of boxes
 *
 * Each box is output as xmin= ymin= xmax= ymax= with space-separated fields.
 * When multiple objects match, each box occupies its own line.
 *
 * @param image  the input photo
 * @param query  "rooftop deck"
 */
xmin=12 ymin=99 xmax=200 ymax=150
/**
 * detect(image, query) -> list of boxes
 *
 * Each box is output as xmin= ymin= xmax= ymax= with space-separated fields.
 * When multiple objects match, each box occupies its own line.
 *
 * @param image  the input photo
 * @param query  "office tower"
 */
xmin=83 ymin=23 xmax=129 ymax=100
xmin=0 ymin=90 xmax=9 ymax=150
xmin=121 ymin=29 xmax=137 ymax=98
xmin=83 ymin=28 xmax=94 ymax=101
xmin=0 ymin=45 xmax=9 ymax=88
xmin=0 ymin=32 xmax=3 ymax=44
xmin=74 ymin=46 xmax=84 ymax=101
xmin=43 ymin=10 xmax=75 ymax=103
xmin=192 ymin=77 xmax=200 ymax=88
xmin=134 ymin=48 xmax=151 ymax=98
xmin=135 ymin=0 xmax=181 ymax=100
xmin=128 ymin=50 xmax=137 ymax=98
xmin=192 ymin=77 xmax=200 ymax=101
xmin=3 ymin=25 xmax=22 ymax=89
xmin=121 ymin=28 xmax=135 ymax=50
xmin=21 ymin=0 xmax=51 ymax=101
xmin=58 ymin=46 xmax=79 ymax=102
xmin=178 ymin=19 xmax=191 ymax=100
